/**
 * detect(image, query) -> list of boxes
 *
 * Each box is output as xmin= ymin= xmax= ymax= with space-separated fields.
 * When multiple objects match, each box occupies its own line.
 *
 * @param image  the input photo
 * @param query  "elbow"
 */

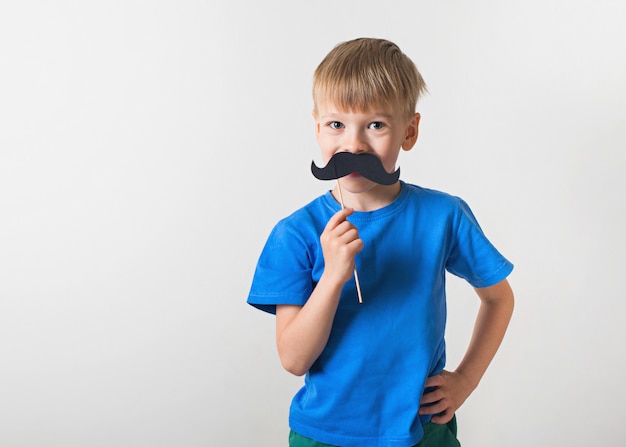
xmin=277 ymin=332 xmax=310 ymax=376
xmin=279 ymin=354 xmax=309 ymax=377
xmin=283 ymin=364 xmax=308 ymax=377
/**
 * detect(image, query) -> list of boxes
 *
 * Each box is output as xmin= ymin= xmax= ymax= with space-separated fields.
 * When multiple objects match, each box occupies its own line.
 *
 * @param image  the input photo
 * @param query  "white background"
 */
xmin=1 ymin=1 xmax=625 ymax=446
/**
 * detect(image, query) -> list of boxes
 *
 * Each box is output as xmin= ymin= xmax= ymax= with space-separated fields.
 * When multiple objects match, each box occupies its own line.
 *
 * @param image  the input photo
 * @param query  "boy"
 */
xmin=247 ymin=38 xmax=514 ymax=447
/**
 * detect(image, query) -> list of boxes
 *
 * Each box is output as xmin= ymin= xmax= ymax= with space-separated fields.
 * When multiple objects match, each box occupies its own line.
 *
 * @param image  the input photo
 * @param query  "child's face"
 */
xmin=314 ymin=102 xmax=419 ymax=192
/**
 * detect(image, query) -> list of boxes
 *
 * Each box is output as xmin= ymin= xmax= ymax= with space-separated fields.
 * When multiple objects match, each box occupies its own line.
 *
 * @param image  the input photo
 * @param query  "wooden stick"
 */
xmin=335 ymin=179 xmax=363 ymax=304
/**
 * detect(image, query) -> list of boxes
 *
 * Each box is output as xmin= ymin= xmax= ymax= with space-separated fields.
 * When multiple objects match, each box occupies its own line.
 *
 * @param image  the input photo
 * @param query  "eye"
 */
xmin=328 ymin=121 xmax=344 ymax=130
xmin=368 ymin=121 xmax=385 ymax=130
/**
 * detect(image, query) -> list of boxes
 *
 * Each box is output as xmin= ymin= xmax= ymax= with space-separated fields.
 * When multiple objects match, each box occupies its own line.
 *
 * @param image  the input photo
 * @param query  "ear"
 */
xmin=401 ymin=113 xmax=420 ymax=151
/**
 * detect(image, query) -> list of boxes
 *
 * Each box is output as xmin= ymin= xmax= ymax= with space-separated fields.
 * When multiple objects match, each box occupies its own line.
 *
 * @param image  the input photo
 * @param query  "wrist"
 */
xmin=453 ymin=367 xmax=481 ymax=392
xmin=317 ymin=271 xmax=348 ymax=295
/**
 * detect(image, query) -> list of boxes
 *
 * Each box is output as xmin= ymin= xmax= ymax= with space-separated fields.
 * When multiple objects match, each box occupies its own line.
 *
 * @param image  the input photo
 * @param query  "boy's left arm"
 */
xmin=419 ymin=278 xmax=514 ymax=424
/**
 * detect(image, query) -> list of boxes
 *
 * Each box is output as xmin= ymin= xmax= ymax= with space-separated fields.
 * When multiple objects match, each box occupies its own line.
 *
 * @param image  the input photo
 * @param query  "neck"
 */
xmin=332 ymin=181 xmax=402 ymax=212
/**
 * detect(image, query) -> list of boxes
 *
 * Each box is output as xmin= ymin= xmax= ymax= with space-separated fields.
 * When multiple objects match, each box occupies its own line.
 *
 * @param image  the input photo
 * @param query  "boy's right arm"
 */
xmin=276 ymin=207 xmax=362 ymax=376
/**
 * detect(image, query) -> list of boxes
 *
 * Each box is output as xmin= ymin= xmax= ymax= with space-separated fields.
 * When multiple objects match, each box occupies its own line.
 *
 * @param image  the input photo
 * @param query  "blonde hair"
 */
xmin=313 ymin=38 xmax=427 ymax=117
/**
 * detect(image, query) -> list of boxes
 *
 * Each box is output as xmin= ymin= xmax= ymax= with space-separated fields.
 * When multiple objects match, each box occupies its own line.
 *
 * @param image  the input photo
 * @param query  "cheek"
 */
xmin=379 ymin=147 xmax=401 ymax=171
xmin=317 ymin=135 xmax=337 ymax=154
xmin=317 ymin=143 xmax=334 ymax=164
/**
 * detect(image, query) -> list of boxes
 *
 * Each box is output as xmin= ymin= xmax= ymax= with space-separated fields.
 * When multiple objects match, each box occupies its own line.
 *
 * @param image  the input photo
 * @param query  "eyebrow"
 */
xmin=369 ymin=112 xmax=394 ymax=119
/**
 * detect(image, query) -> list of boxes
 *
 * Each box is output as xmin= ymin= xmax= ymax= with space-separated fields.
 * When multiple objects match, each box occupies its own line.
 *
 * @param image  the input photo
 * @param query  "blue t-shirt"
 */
xmin=247 ymin=182 xmax=513 ymax=447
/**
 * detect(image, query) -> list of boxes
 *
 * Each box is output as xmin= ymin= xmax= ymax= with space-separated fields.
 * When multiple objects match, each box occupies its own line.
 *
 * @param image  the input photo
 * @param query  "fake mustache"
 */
xmin=311 ymin=152 xmax=400 ymax=186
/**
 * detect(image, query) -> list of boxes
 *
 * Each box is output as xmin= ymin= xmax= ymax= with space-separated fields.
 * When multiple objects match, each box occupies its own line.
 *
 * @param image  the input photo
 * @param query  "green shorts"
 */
xmin=289 ymin=415 xmax=461 ymax=447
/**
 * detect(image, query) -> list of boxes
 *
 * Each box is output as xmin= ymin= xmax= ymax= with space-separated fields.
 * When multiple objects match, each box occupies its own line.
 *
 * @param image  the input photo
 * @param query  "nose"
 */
xmin=342 ymin=128 xmax=368 ymax=153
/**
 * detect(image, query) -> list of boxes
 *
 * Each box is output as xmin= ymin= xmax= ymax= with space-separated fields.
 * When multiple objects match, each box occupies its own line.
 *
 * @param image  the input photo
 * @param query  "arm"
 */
xmin=420 ymin=278 xmax=514 ymax=423
xmin=276 ymin=207 xmax=363 ymax=376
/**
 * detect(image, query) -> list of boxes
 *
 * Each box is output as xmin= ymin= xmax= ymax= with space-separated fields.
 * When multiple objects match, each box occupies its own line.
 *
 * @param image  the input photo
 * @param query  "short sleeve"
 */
xmin=247 ymin=221 xmax=315 ymax=314
xmin=445 ymin=199 xmax=514 ymax=288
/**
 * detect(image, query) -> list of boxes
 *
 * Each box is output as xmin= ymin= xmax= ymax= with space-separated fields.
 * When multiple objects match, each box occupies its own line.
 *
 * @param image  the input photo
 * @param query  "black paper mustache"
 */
xmin=311 ymin=152 xmax=400 ymax=185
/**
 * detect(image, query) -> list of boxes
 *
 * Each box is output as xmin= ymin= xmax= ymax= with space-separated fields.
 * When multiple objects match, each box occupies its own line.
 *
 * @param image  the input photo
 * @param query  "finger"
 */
xmin=331 ymin=233 xmax=363 ymax=259
xmin=344 ymin=236 xmax=364 ymax=256
xmin=325 ymin=225 xmax=361 ymax=249
xmin=419 ymin=400 xmax=447 ymax=416
xmin=420 ymin=389 xmax=442 ymax=405
xmin=325 ymin=208 xmax=354 ymax=231
xmin=333 ymin=220 xmax=358 ymax=238
xmin=424 ymin=375 xmax=444 ymax=388
xmin=336 ymin=226 xmax=360 ymax=243
xmin=430 ymin=412 xmax=453 ymax=425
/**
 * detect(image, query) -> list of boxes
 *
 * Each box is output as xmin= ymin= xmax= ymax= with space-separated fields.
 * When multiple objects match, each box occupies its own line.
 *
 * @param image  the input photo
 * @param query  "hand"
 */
xmin=419 ymin=370 xmax=475 ymax=424
xmin=320 ymin=208 xmax=363 ymax=285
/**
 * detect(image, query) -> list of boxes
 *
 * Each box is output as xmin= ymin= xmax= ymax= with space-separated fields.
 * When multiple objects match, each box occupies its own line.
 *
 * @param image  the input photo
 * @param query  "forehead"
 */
xmin=313 ymin=78 xmax=401 ymax=111
xmin=314 ymin=100 xmax=402 ymax=119
xmin=315 ymin=97 xmax=398 ymax=116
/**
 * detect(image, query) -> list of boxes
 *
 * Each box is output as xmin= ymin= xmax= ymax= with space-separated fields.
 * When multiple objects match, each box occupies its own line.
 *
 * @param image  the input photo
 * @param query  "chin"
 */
xmin=339 ymin=177 xmax=379 ymax=193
